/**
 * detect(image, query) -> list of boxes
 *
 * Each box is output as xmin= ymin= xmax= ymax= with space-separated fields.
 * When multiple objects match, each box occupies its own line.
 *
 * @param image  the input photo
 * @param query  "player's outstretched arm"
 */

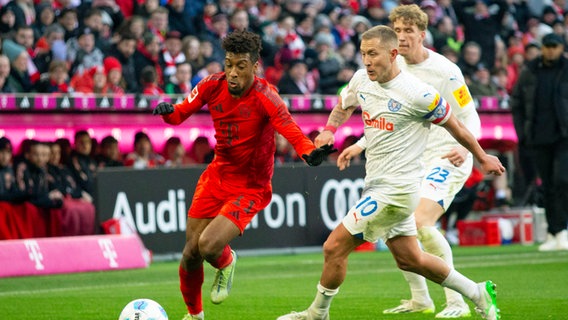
xmin=314 ymin=97 xmax=357 ymax=148
xmin=441 ymin=114 xmax=505 ymax=175
xmin=302 ymin=145 xmax=338 ymax=166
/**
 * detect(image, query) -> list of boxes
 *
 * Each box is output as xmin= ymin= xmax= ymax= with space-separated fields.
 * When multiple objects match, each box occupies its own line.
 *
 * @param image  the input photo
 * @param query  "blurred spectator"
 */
xmin=134 ymin=32 xmax=163 ymax=87
xmin=0 ymin=54 xmax=14 ymax=93
xmin=67 ymin=130 xmax=97 ymax=198
xmin=167 ymin=0 xmax=197 ymax=37
xmin=441 ymin=45 xmax=460 ymax=64
xmin=0 ymin=5 xmax=17 ymax=35
xmin=432 ymin=15 xmax=462 ymax=54
xmin=16 ymin=140 xmax=64 ymax=209
xmin=133 ymin=0 xmax=160 ymax=20
xmin=331 ymin=11 xmax=354 ymax=47
xmin=14 ymin=25 xmax=40 ymax=83
xmin=524 ymin=41 xmax=541 ymax=62
xmin=116 ymin=15 xmax=146 ymax=45
xmin=96 ymin=135 xmax=123 ymax=168
xmin=140 ymin=65 xmax=164 ymax=95
xmin=468 ymin=63 xmax=498 ymax=97
xmin=362 ymin=0 xmax=389 ymax=27
xmin=493 ymin=67 xmax=510 ymax=109
xmin=218 ymin=0 xmax=238 ymax=16
xmin=454 ymin=0 xmax=508 ymax=70
xmin=457 ymin=41 xmax=483 ymax=78
xmin=274 ymin=132 xmax=300 ymax=165
xmin=36 ymin=60 xmax=70 ymax=93
xmin=67 ymin=26 xmax=105 ymax=75
xmin=3 ymin=0 xmax=34 ymax=30
xmin=55 ymin=137 xmax=72 ymax=165
xmin=229 ymin=8 xmax=250 ymax=32
xmin=57 ymin=8 xmax=80 ymax=41
xmin=312 ymin=32 xmax=342 ymax=94
xmin=0 ymin=137 xmax=25 ymax=203
xmin=4 ymin=39 xmax=33 ymax=93
xmin=105 ymin=32 xmax=138 ymax=92
xmin=187 ymin=136 xmax=214 ymax=164
xmin=505 ymin=45 xmax=525 ymax=93
xmin=33 ymin=3 xmax=56 ymax=41
xmin=147 ymin=6 xmax=169 ymax=44
xmin=205 ymin=13 xmax=230 ymax=64
xmin=90 ymin=0 xmax=125 ymax=33
xmin=191 ymin=58 xmax=222 ymax=88
xmin=103 ymin=56 xmax=126 ymax=94
xmin=165 ymin=61 xmax=192 ymax=95
xmin=182 ymin=35 xmax=206 ymax=73
xmin=277 ymin=59 xmax=316 ymax=95
xmin=162 ymin=136 xmax=190 ymax=167
xmin=349 ymin=15 xmax=371 ymax=57
xmin=160 ymin=30 xmax=185 ymax=81
xmin=34 ymin=23 xmax=66 ymax=75
xmin=124 ymin=131 xmax=165 ymax=168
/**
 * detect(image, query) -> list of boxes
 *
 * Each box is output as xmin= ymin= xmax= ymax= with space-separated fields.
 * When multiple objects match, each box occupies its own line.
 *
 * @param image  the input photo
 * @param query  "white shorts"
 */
xmin=342 ymin=186 xmax=420 ymax=243
xmin=420 ymin=155 xmax=473 ymax=211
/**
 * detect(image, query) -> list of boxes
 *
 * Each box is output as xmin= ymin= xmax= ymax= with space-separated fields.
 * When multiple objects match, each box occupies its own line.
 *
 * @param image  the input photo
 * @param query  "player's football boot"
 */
xmin=474 ymin=281 xmax=500 ymax=320
xmin=210 ymin=250 xmax=237 ymax=304
xmin=383 ymin=299 xmax=435 ymax=314
xmin=182 ymin=311 xmax=204 ymax=320
xmin=276 ymin=309 xmax=329 ymax=320
xmin=435 ymin=301 xmax=471 ymax=318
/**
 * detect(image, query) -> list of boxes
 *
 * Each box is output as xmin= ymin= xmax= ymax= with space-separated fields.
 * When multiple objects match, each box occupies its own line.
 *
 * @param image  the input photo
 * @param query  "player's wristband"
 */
xmin=324 ymin=125 xmax=337 ymax=134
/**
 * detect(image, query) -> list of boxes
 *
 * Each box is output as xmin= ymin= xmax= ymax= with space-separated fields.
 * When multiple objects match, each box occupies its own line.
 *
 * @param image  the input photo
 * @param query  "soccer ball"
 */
xmin=118 ymin=298 xmax=168 ymax=320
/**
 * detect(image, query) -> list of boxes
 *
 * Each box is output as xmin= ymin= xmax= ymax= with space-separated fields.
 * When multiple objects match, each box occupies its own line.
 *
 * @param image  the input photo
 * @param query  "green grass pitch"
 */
xmin=0 ymin=244 xmax=567 ymax=319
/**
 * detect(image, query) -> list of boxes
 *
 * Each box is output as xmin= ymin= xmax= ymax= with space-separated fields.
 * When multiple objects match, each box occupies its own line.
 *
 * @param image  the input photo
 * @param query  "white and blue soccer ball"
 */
xmin=118 ymin=298 xmax=168 ymax=320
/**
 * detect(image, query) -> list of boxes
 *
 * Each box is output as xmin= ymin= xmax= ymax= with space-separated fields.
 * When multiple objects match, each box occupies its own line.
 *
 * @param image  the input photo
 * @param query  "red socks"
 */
xmin=179 ymin=265 xmax=204 ymax=315
xmin=211 ymin=245 xmax=233 ymax=269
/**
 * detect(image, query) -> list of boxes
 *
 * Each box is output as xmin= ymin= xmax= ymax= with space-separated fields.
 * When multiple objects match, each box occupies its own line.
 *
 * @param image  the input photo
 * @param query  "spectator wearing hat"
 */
xmin=4 ymin=39 xmax=34 ymax=93
xmin=134 ymin=32 xmax=164 ymax=87
xmin=67 ymin=26 xmax=105 ymax=75
xmin=105 ymin=32 xmax=139 ymax=92
xmin=103 ymin=56 xmax=125 ymax=94
xmin=3 ymin=0 xmax=34 ymax=30
xmin=160 ymin=30 xmax=186 ymax=81
xmin=36 ymin=60 xmax=70 ymax=93
xmin=511 ymin=32 xmax=568 ymax=251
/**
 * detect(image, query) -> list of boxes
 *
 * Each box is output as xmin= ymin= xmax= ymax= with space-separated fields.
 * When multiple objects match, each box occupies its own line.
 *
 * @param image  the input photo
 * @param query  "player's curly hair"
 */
xmin=222 ymin=30 xmax=262 ymax=63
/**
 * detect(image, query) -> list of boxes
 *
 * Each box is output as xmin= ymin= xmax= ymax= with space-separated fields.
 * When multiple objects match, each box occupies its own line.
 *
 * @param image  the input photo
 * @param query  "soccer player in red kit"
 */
xmin=153 ymin=30 xmax=335 ymax=320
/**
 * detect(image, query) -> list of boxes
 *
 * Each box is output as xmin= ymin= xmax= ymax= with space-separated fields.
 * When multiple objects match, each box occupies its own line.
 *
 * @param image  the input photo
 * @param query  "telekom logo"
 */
xmin=24 ymin=240 xmax=44 ymax=270
xmin=98 ymin=239 xmax=118 ymax=268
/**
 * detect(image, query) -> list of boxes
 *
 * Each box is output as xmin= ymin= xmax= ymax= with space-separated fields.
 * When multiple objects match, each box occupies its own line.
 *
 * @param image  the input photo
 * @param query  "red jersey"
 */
xmin=162 ymin=72 xmax=315 ymax=188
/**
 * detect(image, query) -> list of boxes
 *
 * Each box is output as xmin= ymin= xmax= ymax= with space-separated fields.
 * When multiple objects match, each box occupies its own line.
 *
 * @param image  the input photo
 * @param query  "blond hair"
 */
xmin=361 ymin=25 xmax=399 ymax=50
xmin=389 ymin=4 xmax=429 ymax=31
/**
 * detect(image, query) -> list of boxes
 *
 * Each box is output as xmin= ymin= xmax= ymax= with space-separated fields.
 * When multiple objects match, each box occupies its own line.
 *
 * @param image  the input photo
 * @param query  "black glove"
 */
xmin=302 ymin=144 xmax=338 ymax=166
xmin=153 ymin=102 xmax=174 ymax=115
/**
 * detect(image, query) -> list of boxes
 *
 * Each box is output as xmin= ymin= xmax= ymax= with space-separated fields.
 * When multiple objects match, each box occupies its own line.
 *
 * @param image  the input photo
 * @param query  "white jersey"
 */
xmin=341 ymin=69 xmax=452 ymax=197
xmin=397 ymin=49 xmax=480 ymax=164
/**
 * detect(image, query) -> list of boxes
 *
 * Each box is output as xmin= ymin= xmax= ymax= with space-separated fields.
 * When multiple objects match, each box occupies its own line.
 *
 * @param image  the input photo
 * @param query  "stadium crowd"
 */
xmin=0 ymin=0 xmax=566 ymax=240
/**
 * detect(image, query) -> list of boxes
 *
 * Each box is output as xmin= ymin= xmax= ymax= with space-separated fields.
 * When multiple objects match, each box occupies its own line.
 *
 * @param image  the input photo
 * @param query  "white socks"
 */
xmin=418 ymin=227 xmax=465 ymax=304
xmin=441 ymin=269 xmax=481 ymax=305
xmin=308 ymin=283 xmax=339 ymax=315
xmin=401 ymin=270 xmax=432 ymax=305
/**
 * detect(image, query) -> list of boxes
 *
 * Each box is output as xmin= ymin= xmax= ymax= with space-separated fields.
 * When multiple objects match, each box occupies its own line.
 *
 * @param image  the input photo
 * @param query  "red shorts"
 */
xmin=188 ymin=168 xmax=272 ymax=233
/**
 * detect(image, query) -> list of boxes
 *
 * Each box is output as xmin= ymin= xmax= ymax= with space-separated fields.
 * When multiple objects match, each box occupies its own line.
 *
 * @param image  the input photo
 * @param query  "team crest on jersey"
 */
xmin=387 ymin=99 xmax=402 ymax=112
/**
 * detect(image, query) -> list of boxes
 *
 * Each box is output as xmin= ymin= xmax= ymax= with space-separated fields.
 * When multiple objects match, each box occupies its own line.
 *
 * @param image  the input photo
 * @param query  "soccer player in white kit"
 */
xmin=277 ymin=25 xmax=503 ymax=320
xmin=350 ymin=5 xmax=481 ymax=318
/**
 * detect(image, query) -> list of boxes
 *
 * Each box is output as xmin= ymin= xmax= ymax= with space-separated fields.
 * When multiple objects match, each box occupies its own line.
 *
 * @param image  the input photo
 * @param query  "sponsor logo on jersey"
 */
xmin=453 ymin=85 xmax=472 ymax=107
xmin=363 ymin=111 xmax=394 ymax=131
xmin=387 ymin=99 xmax=402 ymax=112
